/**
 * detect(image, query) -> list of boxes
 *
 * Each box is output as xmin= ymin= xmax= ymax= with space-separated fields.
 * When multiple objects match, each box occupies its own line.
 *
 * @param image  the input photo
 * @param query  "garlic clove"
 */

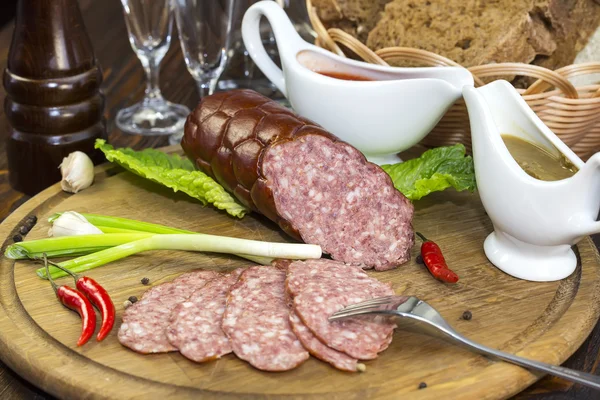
xmin=60 ymin=151 xmax=94 ymax=193
xmin=48 ymin=211 xmax=103 ymax=237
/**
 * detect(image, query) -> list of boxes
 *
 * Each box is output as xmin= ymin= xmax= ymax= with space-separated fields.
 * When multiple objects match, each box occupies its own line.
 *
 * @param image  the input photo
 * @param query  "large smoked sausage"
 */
xmin=182 ymin=90 xmax=414 ymax=270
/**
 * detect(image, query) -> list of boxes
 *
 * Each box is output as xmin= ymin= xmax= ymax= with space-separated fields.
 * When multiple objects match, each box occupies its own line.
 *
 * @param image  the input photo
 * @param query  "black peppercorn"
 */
xmin=462 ymin=310 xmax=472 ymax=320
xmin=12 ymin=234 xmax=22 ymax=243
xmin=141 ymin=277 xmax=150 ymax=285
xmin=19 ymin=225 xmax=29 ymax=235
xmin=418 ymin=382 xmax=427 ymax=389
xmin=23 ymin=216 xmax=37 ymax=231
xmin=128 ymin=296 xmax=138 ymax=304
xmin=415 ymin=254 xmax=423 ymax=264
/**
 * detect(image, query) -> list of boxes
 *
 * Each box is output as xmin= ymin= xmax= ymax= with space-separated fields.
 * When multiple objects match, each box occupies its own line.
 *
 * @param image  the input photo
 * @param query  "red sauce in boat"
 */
xmin=317 ymin=71 xmax=373 ymax=81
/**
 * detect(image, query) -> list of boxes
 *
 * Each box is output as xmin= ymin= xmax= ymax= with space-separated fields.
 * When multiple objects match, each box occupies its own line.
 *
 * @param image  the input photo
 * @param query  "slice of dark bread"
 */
xmin=312 ymin=0 xmax=393 ymax=42
xmin=532 ymin=0 xmax=600 ymax=71
xmin=312 ymin=0 xmax=343 ymax=22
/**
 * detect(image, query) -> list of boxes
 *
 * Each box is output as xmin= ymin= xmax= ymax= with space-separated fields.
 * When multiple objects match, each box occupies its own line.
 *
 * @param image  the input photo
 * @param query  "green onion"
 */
xmin=37 ymin=234 xmax=322 ymax=279
xmin=97 ymin=226 xmax=152 ymax=234
xmin=48 ymin=213 xmax=273 ymax=265
xmin=5 ymin=233 xmax=153 ymax=259
xmin=49 ymin=213 xmax=193 ymax=234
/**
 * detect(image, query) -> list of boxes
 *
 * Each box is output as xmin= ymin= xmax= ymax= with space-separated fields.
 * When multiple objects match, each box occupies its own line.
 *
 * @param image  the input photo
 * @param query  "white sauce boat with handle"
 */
xmin=242 ymin=1 xmax=474 ymax=165
xmin=463 ymin=80 xmax=600 ymax=282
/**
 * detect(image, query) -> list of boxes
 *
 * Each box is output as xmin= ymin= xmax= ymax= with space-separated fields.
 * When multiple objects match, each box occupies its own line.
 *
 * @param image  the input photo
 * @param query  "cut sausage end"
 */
xmin=263 ymin=134 xmax=414 ymax=270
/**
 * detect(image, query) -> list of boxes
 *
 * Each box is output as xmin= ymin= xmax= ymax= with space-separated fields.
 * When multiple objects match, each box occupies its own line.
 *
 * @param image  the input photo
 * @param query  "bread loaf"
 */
xmin=314 ymin=0 xmax=600 ymax=69
xmin=312 ymin=0 xmax=393 ymax=42
xmin=532 ymin=0 xmax=600 ymax=71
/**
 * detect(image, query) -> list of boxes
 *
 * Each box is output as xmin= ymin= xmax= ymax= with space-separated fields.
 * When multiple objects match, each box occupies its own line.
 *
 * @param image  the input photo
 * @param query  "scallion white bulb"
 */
xmin=48 ymin=211 xmax=103 ymax=237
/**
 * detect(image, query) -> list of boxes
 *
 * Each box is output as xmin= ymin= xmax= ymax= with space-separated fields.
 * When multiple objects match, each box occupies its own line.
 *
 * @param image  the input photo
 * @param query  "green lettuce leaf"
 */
xmin=381 ymin=144 xmax=476 ymax=201
xmin=95 ymin=139 xmax=248 ymax=218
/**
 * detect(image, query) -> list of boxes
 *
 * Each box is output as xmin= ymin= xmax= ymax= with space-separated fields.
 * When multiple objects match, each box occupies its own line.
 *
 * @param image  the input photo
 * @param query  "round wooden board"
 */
xmin=0 ymin=163 xmax=599 ymax=400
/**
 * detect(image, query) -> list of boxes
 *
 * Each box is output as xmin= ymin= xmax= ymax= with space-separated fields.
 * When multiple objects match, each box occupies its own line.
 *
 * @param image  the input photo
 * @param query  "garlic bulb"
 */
xmin=49 ymin=211 xmax=103 ymax=237
xmin=60 ymin=151 xmax=94 ymax=193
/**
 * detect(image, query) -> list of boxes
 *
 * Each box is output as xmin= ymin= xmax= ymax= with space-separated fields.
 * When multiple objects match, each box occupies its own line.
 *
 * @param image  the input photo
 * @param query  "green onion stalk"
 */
xmin=36 ymin=234 xmax=321 ymax=279
xmin=49 ymin=213 xmax=193 ymax=234
xmin=4 ymin=212 xmax=321 ymax=280
xmin=72 ymin=213 xmax=288 ymax=264
xmin=7 ymin=213 xmax=276 ymax=265
xmin=5 ymin=233 xmax=152 ymax=260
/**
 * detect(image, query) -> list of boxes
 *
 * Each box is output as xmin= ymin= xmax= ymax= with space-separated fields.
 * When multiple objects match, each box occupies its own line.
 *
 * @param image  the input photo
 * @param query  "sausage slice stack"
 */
xmin=118 ymin=261 xmax=397 ymax=373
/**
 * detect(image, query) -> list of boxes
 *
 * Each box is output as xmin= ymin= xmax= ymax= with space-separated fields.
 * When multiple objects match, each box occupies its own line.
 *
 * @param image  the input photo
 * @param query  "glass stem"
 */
xmin=196 ymin=77 xmax=218 ymax=99
xmin=144 ymin=56 xmax=163 ymax=102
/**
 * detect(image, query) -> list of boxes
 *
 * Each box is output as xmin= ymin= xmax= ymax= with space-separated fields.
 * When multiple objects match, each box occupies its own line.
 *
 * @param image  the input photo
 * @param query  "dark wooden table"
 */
xmin=0 ymin=1 xmax=598 ymax=399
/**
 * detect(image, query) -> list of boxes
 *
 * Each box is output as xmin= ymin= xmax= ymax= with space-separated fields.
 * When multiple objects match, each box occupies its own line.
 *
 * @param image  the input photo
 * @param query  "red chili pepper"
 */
xmin=56 ymin=286 xmax=97 ymax=346
xmin=43 ymin=257 xmax=96 ymax=346
xmin=45 ymin=258 xmax=115 ymax=342
xmin=76 ymin=276 xmax=115 ymax=341
xmin=416 ymin=232 xmax=459 ymax=284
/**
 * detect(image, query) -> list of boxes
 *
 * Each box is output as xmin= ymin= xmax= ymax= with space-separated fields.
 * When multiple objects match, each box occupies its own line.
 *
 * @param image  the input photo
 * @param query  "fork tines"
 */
xmin=328 ymin=296 xmax=396 ymax=320
xmin=336 ymin=296 xmax=395 ymax=312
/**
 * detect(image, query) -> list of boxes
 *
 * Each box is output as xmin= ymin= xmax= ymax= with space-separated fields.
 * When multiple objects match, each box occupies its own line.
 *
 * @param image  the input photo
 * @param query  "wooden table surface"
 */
xmin=0 ymin=1 xmax=598 ymax=399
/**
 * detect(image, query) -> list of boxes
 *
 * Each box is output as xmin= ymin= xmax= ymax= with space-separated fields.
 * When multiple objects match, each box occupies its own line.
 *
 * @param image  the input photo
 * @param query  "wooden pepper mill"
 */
xmin=4 ymin=0 xmax=107 ymax=195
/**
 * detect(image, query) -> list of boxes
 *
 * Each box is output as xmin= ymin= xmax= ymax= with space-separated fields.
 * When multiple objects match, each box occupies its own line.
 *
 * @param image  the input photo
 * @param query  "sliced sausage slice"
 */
xmin=221 ymin=266 xmax=309 ymax=371
xmin=285 ymin=259 xmax=368 ymax=297
xmin=286 ymin=260 xmax=396 ymax=360
xmin=166 ymin=269 xmax=244 ymax=362
xmin=289 ymin=311 xmax=359 ymax=372
xmin=118 ymin=270 xmax=220 ymax=354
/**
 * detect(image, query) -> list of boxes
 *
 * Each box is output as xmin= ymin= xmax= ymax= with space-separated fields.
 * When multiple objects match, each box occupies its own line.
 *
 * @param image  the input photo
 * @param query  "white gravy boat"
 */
xmin=463 ymin=80 xmax=600 ymax=282
xmin=242 ymin=1 xmax=474 ymax=165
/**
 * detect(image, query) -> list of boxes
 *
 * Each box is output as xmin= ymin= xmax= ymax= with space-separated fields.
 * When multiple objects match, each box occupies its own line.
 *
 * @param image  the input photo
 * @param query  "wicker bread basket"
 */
xmin=305 ymin=0 xmax=600 ymax=160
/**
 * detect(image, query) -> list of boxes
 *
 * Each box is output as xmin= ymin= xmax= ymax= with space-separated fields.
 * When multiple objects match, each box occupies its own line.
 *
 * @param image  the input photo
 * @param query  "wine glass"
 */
xmin=217 ymin=1 xmax=313 ymax=102
xmin=172 ymin=0 xmax=235 ymax=99
xmin=217 ymin=0 xmax=279 ymax=95
xmin=117 ymin=0 xmax=190 ymax=137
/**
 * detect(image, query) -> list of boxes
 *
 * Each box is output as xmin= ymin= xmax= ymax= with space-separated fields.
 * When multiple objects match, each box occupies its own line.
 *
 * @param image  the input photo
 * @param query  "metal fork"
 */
xmin=329 ymin=296 xmax=600 ymax=390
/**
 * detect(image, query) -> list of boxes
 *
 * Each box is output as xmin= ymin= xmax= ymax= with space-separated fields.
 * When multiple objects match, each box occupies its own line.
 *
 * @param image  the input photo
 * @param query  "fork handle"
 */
xmin=459 ymin=337 xmax=600 ymax=390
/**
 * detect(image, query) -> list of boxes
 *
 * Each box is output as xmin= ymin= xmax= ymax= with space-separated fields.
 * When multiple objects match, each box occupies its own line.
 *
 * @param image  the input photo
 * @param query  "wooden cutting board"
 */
xmin=0 ymin=158 xmax=599 ymax=400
